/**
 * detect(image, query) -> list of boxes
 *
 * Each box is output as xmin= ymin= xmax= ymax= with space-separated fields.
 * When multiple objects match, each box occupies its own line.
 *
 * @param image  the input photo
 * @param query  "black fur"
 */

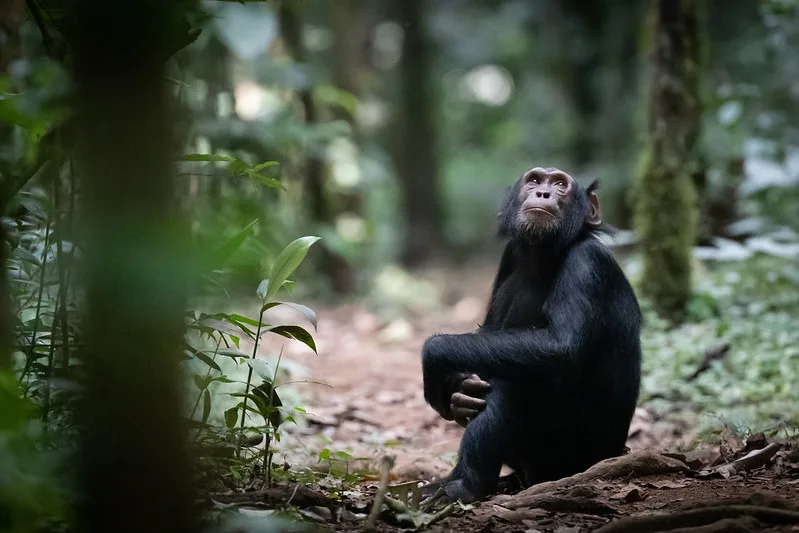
xmin=421 ymin=172 xmax=642 ymax=503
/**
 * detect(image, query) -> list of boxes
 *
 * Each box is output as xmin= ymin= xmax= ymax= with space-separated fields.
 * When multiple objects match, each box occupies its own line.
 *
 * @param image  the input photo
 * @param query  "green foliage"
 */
xmin=185 ymin=234 xmax=320 ymax=489
xmin=638 ymin=255 xmax=799 ymax=438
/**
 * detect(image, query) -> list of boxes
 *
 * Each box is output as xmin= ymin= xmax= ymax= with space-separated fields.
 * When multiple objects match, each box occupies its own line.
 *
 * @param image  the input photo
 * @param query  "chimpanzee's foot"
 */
xmin=443 ymin=478 xmax=483 ymax=504
xmin=420 ymin=478 xmax=446 ymax=500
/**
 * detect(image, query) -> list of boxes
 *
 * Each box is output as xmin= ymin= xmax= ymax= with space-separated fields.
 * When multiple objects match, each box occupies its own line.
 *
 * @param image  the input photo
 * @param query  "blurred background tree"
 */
xmin=1 ymin=0 xmax=798 ymax=530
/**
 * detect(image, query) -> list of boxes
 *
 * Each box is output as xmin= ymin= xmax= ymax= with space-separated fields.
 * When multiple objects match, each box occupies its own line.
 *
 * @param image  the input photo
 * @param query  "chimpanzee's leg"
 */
xmin=442 ymin=386 xmax=514 ymax=503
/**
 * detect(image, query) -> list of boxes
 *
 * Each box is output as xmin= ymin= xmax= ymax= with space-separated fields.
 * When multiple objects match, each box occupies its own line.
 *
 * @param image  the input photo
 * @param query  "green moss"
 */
xmin=634 ymin=146 xmax=699 ymax=323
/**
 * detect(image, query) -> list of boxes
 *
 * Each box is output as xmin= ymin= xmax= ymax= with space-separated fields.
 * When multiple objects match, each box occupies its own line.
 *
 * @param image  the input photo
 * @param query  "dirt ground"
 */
xmin=251 ymin=261 xmax=799 ymax=532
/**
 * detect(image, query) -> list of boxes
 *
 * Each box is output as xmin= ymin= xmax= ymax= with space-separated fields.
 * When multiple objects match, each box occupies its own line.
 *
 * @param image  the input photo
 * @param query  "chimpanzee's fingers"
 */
xmin=452 ymin=406 xmax=480 ymax=421
xmin=451 ymin=391 xmax=486 ymax=409
xmin=460 ymin=377 xmax=491 ymax=395
xmin=454 ymin=415 xmax=470 ymax=428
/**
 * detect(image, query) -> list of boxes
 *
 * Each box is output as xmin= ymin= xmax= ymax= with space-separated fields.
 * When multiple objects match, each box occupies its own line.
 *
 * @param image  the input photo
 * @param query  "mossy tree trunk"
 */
xmin=634 ymin=0 xmax=702 ymax=322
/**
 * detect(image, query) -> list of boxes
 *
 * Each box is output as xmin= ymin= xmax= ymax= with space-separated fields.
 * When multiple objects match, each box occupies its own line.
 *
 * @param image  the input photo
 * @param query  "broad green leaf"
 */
xmin=228 ymin=160 xmax=249 ymax=176
xmin=224 ymin=407 xmax=238 ymax=429
xmin=266 ymin=236 xmax=321 ymax=301
xmin=201 ymin=390 xmax=212 ymax=424
xmin=252 ymin=382 xmax=283 ymax=428
xmin=263 ymin=325 xmax=317 ymax=353
xmin=217 ymin=347 xmax=249 ymax=359
xmin=256 ymin=279 xmax=269 ymax=300
xmin=227 ymin=313 xmax=263 ymax=328
xmin=261 ymin=301 xmax=318 ymax=331
xmin=253 ymin=161 xmax=279 ymax=172
xmin=248 ymin=173 xmax=283 ymax=189
xmin=12 ymin=247 xmax=42 ymax=266
xmin=191 ymin=349 xmax=221 ymax=371
xmin=194 ymin=317 xmax=244 ymax=337
xmin=246 ymin=358 xmax=272 ymax=381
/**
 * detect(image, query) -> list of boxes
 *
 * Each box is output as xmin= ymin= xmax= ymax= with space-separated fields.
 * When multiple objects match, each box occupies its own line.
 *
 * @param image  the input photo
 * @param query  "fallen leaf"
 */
xmin=610 ymin=483 xmax=646 ymax=502
xmin=742 ymin=432 xmax=768 ymax=453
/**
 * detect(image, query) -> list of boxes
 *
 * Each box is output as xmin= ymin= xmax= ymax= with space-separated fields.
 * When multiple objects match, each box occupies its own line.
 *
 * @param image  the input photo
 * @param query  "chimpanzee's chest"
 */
xmin=486 ymin=272 xmax=553 ymax=330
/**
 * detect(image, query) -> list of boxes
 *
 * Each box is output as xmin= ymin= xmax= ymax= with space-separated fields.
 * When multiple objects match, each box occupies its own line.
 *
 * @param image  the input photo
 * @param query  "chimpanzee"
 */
xmin=421 ymin=167 xmax=641 ymax=503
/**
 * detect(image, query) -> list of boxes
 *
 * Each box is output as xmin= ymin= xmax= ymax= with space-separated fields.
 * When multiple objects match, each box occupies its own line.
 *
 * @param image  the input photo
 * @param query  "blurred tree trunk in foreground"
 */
xmin=0 ymin=0 xmax=25 ymax=370
xmin=73 ymin=0 xmax=195 ymax=531
xmin=280 ymin=1 xmax=356 ymax=293
xmin=393 ymin=0 xmax=444 ymax=267
xmin=634 ymin=0 xmax=701 ymax=323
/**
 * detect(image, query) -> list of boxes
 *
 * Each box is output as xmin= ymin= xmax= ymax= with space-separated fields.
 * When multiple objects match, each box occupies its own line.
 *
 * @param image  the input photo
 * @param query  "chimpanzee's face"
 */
xmin=515 ymin=167 xmax=576 ymax=235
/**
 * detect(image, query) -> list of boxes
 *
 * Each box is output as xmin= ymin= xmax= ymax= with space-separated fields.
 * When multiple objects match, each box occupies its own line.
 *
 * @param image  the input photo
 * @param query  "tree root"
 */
xmin=503 ymin=451 xmax=688 ymax=505
xmin=593 ymin=505 xmax=799 ymax=533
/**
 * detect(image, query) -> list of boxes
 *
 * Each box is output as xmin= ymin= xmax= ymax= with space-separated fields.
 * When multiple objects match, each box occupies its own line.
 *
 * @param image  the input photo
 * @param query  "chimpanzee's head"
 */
xmin=498 ymin=167 xmax=602 ymax=246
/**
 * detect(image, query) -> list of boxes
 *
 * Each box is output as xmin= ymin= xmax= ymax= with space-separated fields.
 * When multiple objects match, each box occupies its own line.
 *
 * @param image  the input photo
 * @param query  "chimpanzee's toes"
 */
xmin=443 ymin=479 xmax=483 ymax=504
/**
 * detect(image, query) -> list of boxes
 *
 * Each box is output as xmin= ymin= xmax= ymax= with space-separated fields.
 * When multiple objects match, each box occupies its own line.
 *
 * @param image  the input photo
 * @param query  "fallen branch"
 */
xmin=593 ymin=505 xmax=799 ymax=533
xmin=663 ymin=516 xmax=760 ymax=533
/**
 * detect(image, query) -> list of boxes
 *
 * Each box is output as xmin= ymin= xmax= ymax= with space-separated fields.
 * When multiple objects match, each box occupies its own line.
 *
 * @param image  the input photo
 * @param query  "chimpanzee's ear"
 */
xmin=586 ymin=180 xmax=602 ymax=226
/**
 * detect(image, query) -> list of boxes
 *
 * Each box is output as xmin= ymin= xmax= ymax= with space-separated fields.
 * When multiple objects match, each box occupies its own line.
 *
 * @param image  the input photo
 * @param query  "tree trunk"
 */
xmin=0 ymin=0 xmax=25 ymax=370
xmin=394 ymin=0 xmax=444 ymax=267
xmin=279 ymin=1 xmax=355 ymax=293
xmin=634 ymin=0 xmax=701 ymax=323
xmin=72 ymin=1 xmax=195 ymax=531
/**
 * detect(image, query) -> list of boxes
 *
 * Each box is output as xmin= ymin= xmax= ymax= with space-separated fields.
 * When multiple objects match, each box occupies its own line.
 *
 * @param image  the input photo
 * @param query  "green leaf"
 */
xmin=180 ymin=153 xmax=236 ymax=163
xmin=191 ymin=349 xmax=221 ymax=371
xmin=263 ymin=325 xmax=317 ymax=353
xmin=248 ymin=173 xmax=283 ymax=190
xmin=267 ymin=236 xmax=321 ymax=301
xmin=12 ymin=247 xmax=42 ymax=266
xmin=227 ymin=313 xmax=263 ymax=328
xmin=253 ymin=161 xmax=279 ymax=172
xmin=217 ymin=347 xmax=249 ymax=359
xmin=215 ymin=219 xmax=258 ymax=266
xmin=201 ymin=389 xmax=212 ymax=424
xmin=246 ymin=358 xmax=272 ymax=381
xmin=261 ymin=301 xmax=318 ymax=331
xmin=256 ymin=279 xmax=269 ymax=300
xmin=194 ymin=317 xmax=245 ymax=337
xmin=224 ymin=407 xmax=238 ymax=429
xmin=193 ymin=374 xmax=212 ymax=391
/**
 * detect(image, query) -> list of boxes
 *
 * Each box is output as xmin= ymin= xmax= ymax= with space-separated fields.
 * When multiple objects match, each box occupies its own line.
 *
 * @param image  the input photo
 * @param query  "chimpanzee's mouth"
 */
xmin=524 ymin=207 xmax=556 ymax=216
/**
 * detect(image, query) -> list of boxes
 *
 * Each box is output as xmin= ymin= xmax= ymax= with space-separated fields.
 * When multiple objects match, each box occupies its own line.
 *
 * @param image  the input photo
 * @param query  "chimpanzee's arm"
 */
xmin=481 ymin=243 xmax=515 ymax=327
xmin=423 ymin=242 xmax=604 ymax=383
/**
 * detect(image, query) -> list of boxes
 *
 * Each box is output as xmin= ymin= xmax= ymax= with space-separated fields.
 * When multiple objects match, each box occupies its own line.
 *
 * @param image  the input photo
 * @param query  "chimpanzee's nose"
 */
xmin=536 ymin=190 xmax=551 ymax=199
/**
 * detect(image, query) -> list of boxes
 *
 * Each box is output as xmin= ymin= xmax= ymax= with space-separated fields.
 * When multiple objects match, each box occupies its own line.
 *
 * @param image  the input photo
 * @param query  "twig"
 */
xmin=364 ymin=455 xmax=395 ymax=531
xmin=688 ymin=344 xmax=730 ymax=381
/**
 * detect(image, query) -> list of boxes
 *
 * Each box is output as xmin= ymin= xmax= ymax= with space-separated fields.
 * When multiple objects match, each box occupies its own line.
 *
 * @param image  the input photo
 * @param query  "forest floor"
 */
xmin=246 ymin=260 xmax=799 ymax=533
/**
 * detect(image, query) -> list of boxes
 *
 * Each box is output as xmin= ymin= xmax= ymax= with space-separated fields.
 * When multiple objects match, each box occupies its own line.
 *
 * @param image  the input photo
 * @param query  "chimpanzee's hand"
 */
xmin=451 ymin=374 xmax=491 ymax=427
